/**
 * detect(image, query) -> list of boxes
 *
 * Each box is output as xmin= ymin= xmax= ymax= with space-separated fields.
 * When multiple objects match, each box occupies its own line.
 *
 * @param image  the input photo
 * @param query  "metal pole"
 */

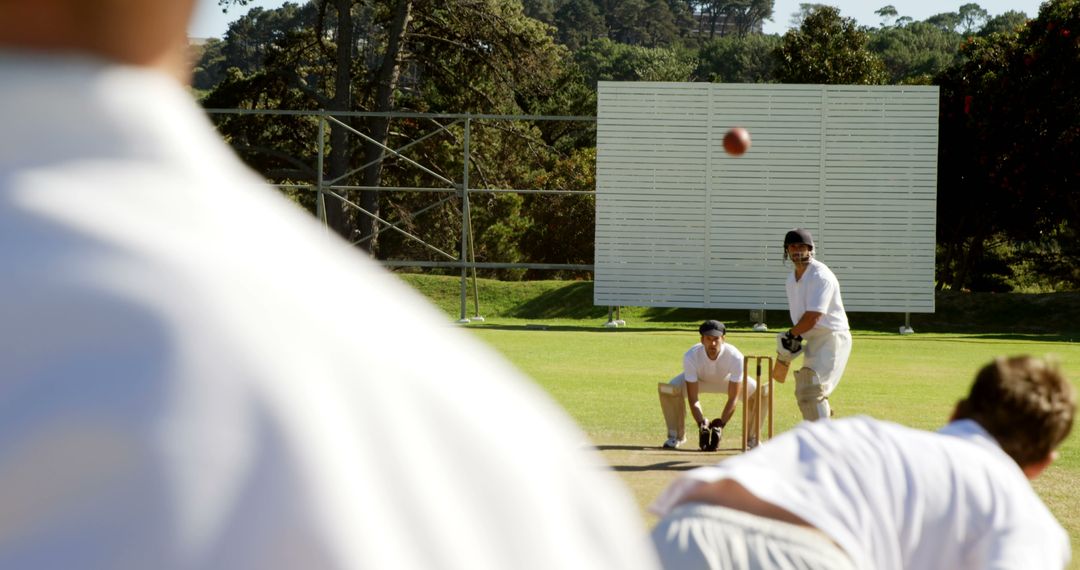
xmin=316 ymin=118 xmax=327 ymax=232
xmin=468 ymin=213 xmax=484 ymax=321
xmin=901 ymin=312 xmax=914 ymax=335
xmin=457 ymin=116 xmax=471 ymax=323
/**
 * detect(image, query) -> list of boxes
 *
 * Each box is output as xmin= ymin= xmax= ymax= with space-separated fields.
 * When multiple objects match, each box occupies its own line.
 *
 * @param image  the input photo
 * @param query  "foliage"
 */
xmin=935 ymin=0 xmax=1080 ymax=291
xmin=196 ymin=0 xmax=1080 ymax=292
xmin=594 ymin=0 xmax=686 ymax=47
xmin=520 ymin=0 xmax=558 ymax=23
xmin=867 ymin=21 xmax=963 ymax=84
xmin=696 ymin=32 xmax=781 ymax=82
xmin=958 ymin=2 xmax=990 ymax=34
xmin=774 ymin=5 xmax=887 ymax=84
xmin=191 ymin=38 xmax=227 ymax=94
xmin=874 ymin=5 xmax=899 ymax=28
xmin=690 ymin=0 xmax=775 ymax=38
xmin=574 ymin=38 xmax=698 ymax=87
xmin=787 ymin=3 xmax=828 ymax=29
xmin=926 ymin=11 xmax=962 ymax=32
xmin=206 ymin=0 xmax=576 ymax=264
xmin=517 ymin=148 xmax=598 ymax=278
xmin=979 ymin=10 xmax=1030 ymax=36
xmin=553 ymin=0 xmax=607 ymax=50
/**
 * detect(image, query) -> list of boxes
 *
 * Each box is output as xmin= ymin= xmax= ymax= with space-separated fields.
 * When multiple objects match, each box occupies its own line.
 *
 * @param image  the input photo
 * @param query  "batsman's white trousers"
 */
xmin=651 ymin=502 xmax=855 ymax=570
xmin=800 ymin=329 xmax=852 ymax=397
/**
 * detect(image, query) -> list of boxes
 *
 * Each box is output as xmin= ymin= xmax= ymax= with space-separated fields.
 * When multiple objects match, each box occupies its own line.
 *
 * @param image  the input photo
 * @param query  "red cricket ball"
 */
xmin=723 ymin=127 xmax=751 ymax=156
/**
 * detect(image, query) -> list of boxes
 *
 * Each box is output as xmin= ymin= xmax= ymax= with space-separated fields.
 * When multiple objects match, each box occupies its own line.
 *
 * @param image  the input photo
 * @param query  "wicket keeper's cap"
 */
xmin=784 ymin=228 xmax=814 ymax=250
xmin=699 ymin=320 xmax=726 ymax=337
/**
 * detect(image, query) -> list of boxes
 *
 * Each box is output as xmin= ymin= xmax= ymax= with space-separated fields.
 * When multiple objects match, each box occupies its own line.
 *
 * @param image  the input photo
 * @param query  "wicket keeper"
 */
xmin=658 ymin=320 xmax=766 ymax=450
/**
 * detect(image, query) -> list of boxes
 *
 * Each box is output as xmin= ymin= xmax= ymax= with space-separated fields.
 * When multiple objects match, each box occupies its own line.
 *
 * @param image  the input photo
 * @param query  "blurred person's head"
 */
xmin=0 ymin=0 xmax=197 ymax=80
xmin=953 ymin=355 xmax=1076 ymax=478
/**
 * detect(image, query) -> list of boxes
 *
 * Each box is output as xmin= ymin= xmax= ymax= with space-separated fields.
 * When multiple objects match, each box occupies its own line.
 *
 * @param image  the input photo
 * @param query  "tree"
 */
xmin=875 ymin=5 xmax=898 ymax=28
xmin=574 ymin=38 xmax=699 ymax=87
xmin=867 ymin=20 xmax=962 ymax=83
xmin=696 ymin=33 xmax=781 ymax=82
xmin=774 ymin=5 xmax=887 ymax=84
xmin=722 ymin=0 xmax=775 ymax=36
xmin=194 ymin=3 xmax=313 ymax=93
xmin=211 ymin=0 xmax=570 ymax=260
xmin=192 ymin=38 xmax=227 ymax=94
xmin=787 ymin=3 xmax=827 ymax=28
xmin=598 ymin=0 xmax=683 ymax=46
xmin=553 ymin=0 xmax=608 ymax=50
xmin=520 ymin=0 xmax=557 ymax=24
xmin=979 ymin=10 xmax=1029 ymax=36
xmin=957 ymin=3 xmax=989 ymax=34
xmin=926 ymin=11 xmax=961 ymax=32
xmin=934 ymin=0 xmax=1080 ymax=290
xmin=518 ymin=148 xmax=598 ymax=278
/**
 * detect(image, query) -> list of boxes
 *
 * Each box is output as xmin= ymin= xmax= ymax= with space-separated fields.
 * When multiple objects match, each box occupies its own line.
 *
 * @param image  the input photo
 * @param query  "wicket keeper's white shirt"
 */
xmin=0 ymin=54 xmax=660 ymax=570
xmin=651 ymin=417 xmax=1070 ymax=570
xmin=786 ymin=259 xmax=849 ymax=331
xmin=683 ymin=343 xmax=744 ymax=386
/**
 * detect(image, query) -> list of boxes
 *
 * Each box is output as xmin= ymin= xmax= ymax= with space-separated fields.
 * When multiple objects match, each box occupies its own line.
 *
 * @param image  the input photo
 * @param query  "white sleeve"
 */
xmin=804 ymin=273 xmax=837 ymax=314
xmin=683 ymin=348 xmax=699 ymax=382
xmin=727 ymin=350 xmax=745 ymax=384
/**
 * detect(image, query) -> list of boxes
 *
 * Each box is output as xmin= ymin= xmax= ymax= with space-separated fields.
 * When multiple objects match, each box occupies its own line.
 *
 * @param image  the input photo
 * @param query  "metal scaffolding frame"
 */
xmin=205 ymin=109 xmax=596 ymax=322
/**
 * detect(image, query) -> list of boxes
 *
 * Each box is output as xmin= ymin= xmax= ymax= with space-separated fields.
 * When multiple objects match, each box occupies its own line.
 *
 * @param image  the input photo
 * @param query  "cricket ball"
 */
xmin=723 ymin=127 xmax=751 ymax=156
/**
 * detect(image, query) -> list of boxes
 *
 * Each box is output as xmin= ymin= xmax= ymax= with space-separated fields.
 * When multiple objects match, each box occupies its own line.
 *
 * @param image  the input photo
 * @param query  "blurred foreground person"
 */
xmin=0 ymin=2 xmax=659 ymax=569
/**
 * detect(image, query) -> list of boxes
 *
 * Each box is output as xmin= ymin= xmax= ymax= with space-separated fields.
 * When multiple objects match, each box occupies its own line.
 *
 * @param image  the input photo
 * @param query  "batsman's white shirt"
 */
xmin=651 ymin=417 xmax=1070 ymax=570
xmin=0 ymin=54 xmax=660 ymax=570
xmin=786 ymin=259 xmax=849 ymax=332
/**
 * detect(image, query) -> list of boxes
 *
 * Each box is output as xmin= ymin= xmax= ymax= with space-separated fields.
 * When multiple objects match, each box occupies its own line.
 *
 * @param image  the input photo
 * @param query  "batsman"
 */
xmin=776 ymin=228 xmax=852 ymax=420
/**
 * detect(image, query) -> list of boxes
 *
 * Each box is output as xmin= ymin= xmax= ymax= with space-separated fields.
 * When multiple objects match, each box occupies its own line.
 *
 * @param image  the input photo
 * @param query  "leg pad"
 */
xmin=794 ymin=368 xmax=831 ymax=421
xmin=659 ymin=383 xmax=686 ymax=439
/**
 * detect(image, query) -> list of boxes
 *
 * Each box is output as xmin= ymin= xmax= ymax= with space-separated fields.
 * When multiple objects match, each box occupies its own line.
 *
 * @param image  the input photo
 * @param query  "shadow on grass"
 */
xmin=413 ymin=274 xmax=1080 ymax=335
xmin=507 ymin=282 xmax=607 ymax=319
xmin=596 ymin=444 xmax=742 ymax=472
xmin=610 ymin=461 xmax=700 ymax=472
xmin=466 ymin=323 xmax=691 ymax=333
xmin=880 ymin=333 xmax=1080 ymax=343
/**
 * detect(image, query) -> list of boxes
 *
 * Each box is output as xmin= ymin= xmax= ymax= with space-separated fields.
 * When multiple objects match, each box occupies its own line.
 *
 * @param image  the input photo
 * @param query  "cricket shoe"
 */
xmin=662 ymin=436 xmax=686 ymax=449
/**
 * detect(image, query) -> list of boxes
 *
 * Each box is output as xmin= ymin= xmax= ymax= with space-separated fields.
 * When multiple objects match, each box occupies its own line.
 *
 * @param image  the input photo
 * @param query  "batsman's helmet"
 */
xmin=783 ymin=228 xmax=814 ymax=250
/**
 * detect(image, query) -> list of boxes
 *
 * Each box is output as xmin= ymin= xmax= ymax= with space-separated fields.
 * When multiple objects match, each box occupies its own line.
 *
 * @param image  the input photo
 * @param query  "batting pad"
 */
xmin=658 ymin=383 xmax=686 ymax=440
xmin=795 ymin=368 xmax=831 ymax=421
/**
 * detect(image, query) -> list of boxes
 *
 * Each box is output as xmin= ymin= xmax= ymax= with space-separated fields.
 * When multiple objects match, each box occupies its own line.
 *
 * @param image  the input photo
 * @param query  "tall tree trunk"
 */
xmin=357 ymin=0 xmax=413 ymax=255
xmin=325 ymin=0 xmax=353 ymax=238
xmin=954 ymin=232 xmax=986 ymax=291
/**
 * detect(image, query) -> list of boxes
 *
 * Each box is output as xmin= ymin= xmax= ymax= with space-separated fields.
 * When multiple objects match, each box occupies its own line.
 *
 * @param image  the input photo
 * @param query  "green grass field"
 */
xmin=401 ymin=274 xmax=1080 ymax=565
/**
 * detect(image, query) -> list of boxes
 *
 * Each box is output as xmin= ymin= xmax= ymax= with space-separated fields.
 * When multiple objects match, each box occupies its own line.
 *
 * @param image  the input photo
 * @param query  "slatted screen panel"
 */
xmin=595 ymin=82 xmax=938 ymax=313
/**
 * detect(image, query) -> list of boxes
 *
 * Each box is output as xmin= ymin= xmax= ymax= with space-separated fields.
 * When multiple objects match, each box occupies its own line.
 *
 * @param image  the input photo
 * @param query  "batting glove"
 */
xmin=775 ymin=331 xmax=804 ymax=362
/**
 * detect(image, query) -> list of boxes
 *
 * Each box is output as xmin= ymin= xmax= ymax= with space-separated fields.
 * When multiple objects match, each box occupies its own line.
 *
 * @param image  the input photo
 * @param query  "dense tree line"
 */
xmin=195 ymin=0 xmax=1079 ymax=290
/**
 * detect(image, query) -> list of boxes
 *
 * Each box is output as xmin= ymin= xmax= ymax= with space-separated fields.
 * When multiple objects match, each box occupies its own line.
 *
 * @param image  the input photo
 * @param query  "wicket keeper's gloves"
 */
xmin=701 ymin=419 xmax=724 ymax=451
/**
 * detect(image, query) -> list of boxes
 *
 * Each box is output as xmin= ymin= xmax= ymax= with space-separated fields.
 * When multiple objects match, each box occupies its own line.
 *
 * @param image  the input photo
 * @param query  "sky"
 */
xmin=190 ymin=0 xmax=1048 ymax=39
